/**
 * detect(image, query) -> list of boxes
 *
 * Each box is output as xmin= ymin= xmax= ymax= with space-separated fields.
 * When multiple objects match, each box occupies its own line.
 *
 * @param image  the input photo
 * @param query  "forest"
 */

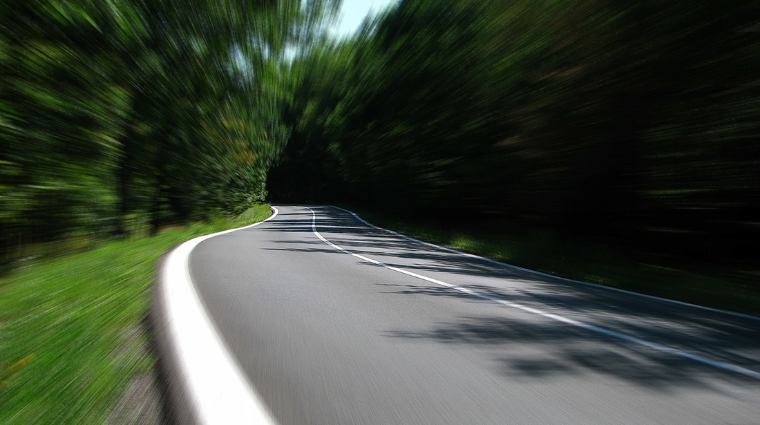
xmin=270 ymin=0 xmax=760 ymax=277
xmin=1 ymin=0 xmax=338 ymax=261
xmin=2 ymin=0 xmax=759 ymax=279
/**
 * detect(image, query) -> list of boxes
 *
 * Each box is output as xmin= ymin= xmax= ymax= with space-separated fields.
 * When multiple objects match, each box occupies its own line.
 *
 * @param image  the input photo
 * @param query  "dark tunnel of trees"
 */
xmin=2 ymin=0 xmax=759 ymax=283
xmin=269 ymin=0 xmax=760 ymax=274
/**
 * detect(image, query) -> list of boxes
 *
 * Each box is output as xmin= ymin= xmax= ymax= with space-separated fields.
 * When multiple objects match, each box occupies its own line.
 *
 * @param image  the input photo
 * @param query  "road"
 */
xmin=187 ymin=205 xmax=760 ymax=425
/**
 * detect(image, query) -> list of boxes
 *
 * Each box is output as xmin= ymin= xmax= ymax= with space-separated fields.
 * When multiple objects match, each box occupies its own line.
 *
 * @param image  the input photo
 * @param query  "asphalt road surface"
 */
xmin=189 ymin=205 xmax=760 ymax=425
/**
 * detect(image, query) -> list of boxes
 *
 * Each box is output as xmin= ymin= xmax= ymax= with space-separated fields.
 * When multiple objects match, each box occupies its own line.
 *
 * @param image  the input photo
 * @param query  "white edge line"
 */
xmin=310 ymin=207 xmax=760 ymax=380
xmin=161 ymin=206 xmax=279 ymax=425
xmin=329 ymin=205 xmax=760 ymax=322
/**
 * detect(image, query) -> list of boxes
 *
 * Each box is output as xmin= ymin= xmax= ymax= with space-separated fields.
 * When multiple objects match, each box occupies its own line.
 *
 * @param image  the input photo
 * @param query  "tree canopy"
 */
xmin=2 ymin=0 xmax=758 ymax=275
xmin=0 ymin=0 xmax=338 ymax=261
xmin=270 ymin=0 xmax=760 ymax=270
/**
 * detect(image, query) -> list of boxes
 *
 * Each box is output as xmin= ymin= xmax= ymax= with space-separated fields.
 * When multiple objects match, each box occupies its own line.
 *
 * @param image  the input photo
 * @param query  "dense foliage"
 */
xmin=270 ymin=0 xmax=760 ymax=271
xmin=3 ymin=0 xmax=758 ymax=275
xmin=0 ymin=0 xmax=337 ymax=262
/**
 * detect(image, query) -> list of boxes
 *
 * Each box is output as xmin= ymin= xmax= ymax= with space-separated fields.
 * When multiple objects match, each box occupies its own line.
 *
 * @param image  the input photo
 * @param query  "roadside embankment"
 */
xmin=0 ymin=205 xmax=271 ymax=424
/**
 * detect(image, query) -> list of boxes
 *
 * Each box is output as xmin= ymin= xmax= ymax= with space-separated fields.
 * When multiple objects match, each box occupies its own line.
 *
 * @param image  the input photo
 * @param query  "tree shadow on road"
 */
xmin=383 ymin=299 xmax=760 ymax=393
xmin=269 ymin=206 xmax=760 ymax=393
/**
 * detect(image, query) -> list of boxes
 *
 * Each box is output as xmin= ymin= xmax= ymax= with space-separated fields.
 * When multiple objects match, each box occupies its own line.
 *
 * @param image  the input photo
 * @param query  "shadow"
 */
xmin=386 ymin=314 xmax=760 ymax=392
xmin=266 ymin=206 xmax=760 ymax=391
xmin=141 ymin=313 xmax=178 ymax=425
xmin=276 ymin=207 xmax=760 ymax=323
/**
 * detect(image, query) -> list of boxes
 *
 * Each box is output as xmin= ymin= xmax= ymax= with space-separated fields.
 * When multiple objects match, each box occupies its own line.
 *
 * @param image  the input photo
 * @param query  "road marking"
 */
xmin=160 ymin=207 xmax=280 ymax=425
xmin=330 ymin=206 xmax=760 ymax=323
xmin=309 ymin=207 xmax=760 ymax=380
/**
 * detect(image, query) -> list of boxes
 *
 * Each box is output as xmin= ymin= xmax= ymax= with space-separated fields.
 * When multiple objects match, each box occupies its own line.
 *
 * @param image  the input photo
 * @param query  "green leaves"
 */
xmin=1 ymin=0 xmax=336 ymax=259
xmin=273 ymin=0 xmax=760 ymax=270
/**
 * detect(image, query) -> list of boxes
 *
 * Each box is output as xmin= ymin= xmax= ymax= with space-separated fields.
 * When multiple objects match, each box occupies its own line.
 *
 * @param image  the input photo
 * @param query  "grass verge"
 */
xmin=342 ymin=205 xmax=760 ymax=316
xmin=0 ymin=205 xmax=272 ymax=424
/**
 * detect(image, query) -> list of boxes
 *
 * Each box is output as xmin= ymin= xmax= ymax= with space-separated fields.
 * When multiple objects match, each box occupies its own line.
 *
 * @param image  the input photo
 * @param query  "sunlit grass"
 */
xmin=0 ymin=205 xmax=271 ymax=424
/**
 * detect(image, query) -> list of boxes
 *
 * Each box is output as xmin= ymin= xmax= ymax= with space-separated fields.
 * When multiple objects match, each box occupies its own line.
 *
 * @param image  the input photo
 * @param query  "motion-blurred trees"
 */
xmin=1 ymin=0 xmax=338 ymax=262
xmin=3 ymin=0 xmax=758 ymax=273
xmin=271 ymin=0 xmax=760 ymax=269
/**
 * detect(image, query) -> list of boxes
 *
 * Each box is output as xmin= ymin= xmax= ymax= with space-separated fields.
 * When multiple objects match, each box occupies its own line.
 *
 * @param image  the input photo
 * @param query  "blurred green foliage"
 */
xmin=270 ymin=0 xmax=760 ymax=274
xmin=2 ymin=0 xmax=758 ymax=280
xmin=0 ymin=204 xmax=272 ymax=424
xmin=0 ymin=0 xmax=339 ymax=265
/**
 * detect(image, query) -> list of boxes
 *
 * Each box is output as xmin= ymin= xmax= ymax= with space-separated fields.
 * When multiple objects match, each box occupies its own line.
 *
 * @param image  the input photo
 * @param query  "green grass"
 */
xmin=343 ymin=206 xmax=760 ymax=316
xmin=0 ymin=205 xmax=272 ymax=424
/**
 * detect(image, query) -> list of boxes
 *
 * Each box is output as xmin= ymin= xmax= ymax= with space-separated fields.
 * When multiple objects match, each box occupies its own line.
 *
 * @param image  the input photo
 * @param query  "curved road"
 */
xmin=187 ymin=205 xmax=760 ymax=425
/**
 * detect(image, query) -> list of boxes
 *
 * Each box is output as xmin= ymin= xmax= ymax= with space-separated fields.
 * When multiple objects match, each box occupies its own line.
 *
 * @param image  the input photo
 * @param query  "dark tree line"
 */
xmin=3 ymin=0 xmax=758 ymax=275
xmin=270 ymin=0 xmax=760 ymax=272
